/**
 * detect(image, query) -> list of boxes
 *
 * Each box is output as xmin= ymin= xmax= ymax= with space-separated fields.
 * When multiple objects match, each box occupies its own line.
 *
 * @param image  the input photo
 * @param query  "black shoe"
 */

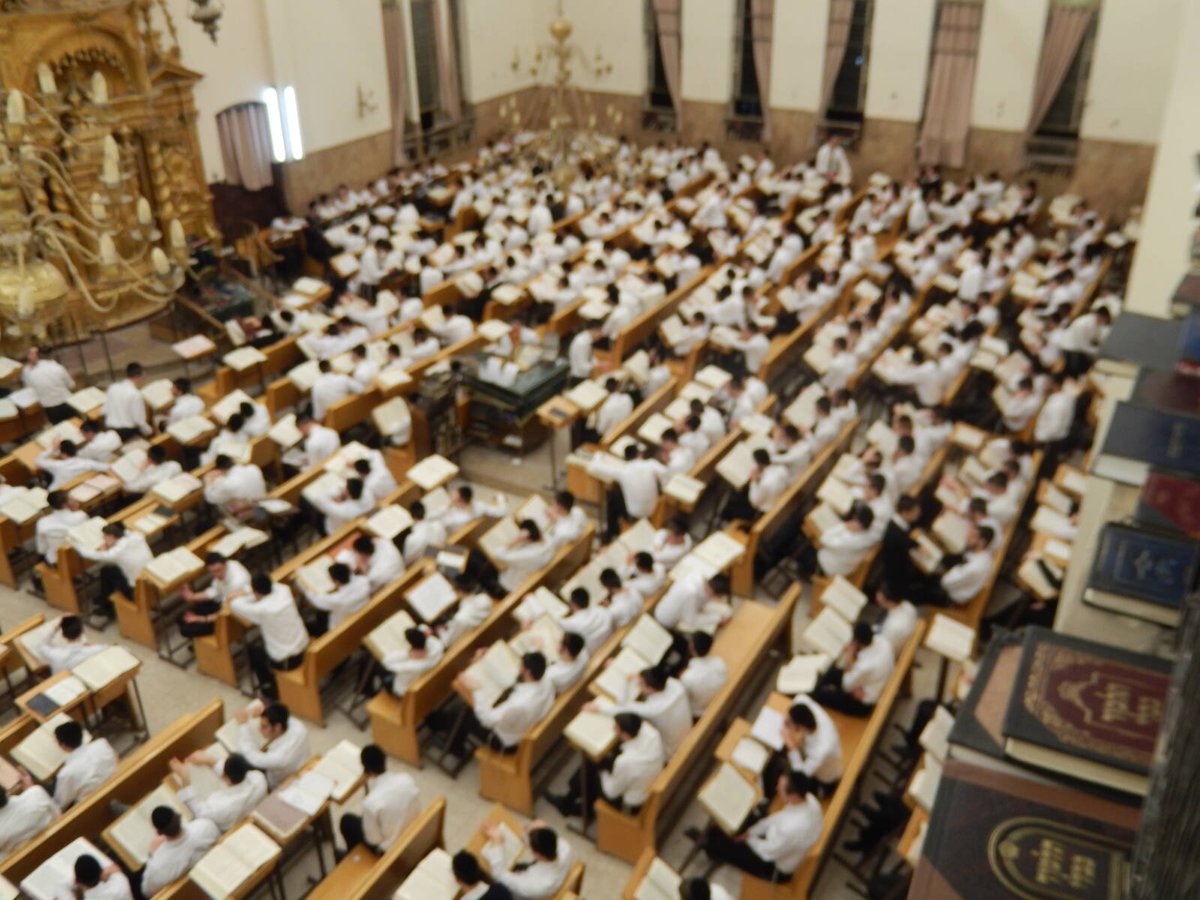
xmin=843 ymin=839 xmax=867 ymax=854
xmin=684 ymin=826 xmax=705 ymax=844
xmin=546 ymin=792 xmax=576 ymax=817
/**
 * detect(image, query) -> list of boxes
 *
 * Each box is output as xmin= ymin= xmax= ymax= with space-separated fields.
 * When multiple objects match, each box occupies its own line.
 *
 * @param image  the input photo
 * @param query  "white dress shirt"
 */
xmin=79 ymin=431 xmax=122 ymax=462
xmin=199 ymin=559 xmax=252 ymax=604
xmin=103 ymin=380 xmax=150 ymax=434
xmin=654 ymin=573 xmax=708 ymax=632
xmin=1034 ymin=390 xmax=1075 ymax=443
xmin=474 ymin=678 xmax=555 ymax=748
xmin=229 ymin=584 xmax=310 ymax=662
xmin=842 ymin=639 xmax=895 ymax=705
xmin=54 ymin=738 xmax=118 ymax=808
xmin=237 ymin=718 xmax=311 ymax=788
xmin=788 ymin=696 xmax=843 ymax=783
xmin=600 ymin=723 xmax=664 ymax=807
xmin=546 ymin=649 xmax=589 ymax=694
xmin=122 ymin=460 xmax=183 ymax=495
xmin=0 ymin=785 xmax=58 ymax=856
xmin=203 ymin=464 xmax=268 ymax=507
xmin=593 ymin=393 xmax=635 ymax=438
xmin=36 ymin=508 xmax=89 ymax=563
xmin=614 ymin=677 xmax=692 ymax=755
xmin=36 ymin=451 xmax=110 ymax=489
xmin=586 ymin=457 xmax=664 ymax=519
xmin=495 ymin=540 xmax=555 ymax=592
xmin=746 ymin=795 xmax=824 ymax=874
xmin=305 ymin=574 xmax=372 ymax=629
xmin=22 ymin=359 xmax=74 ymax=407
xmin=817 ymin=524 xmax=875 ymax=577
xmin=141 ymin=819 xmax=221 ymax=896
xmin=561 ymin=606 xmax=613 ymax=654
xmin=80 ymin=533 xmax=153 ymax=584
xmin=79 ymin=873 xmax=134 ymax=900
xmin=679 ymin=656 xmax=728 ymax=718
xmin=877 ymin=601 xmax=918 ymax=656
xmin=402 ymin=519 xmax=448 ymax=565
xmin=749 ymin=463 xmax=790 ymax=513
xmin=167 ymin=394 xmax=206 ymax=424
xmin=548 ymin=507 xmax=589 ymax=550
xmin=178 ymin=769 xmax=268 ymax=832
xmin=567 ymin=331 xmax=595 ymax=379
xmin=942 ymin=549 xmax=992 ymax=604
xmin=311 ymin=373 xmax=362 ymax=420
xmin=383 ymin=636 xmax=444 ymax=695
xmin=484 ymin=836 xmax=573 ymax=899
xmin=301 ymin=425 xmax=342 ymax=468
xmin=37 ymin=635 xmax=106 ymax=675
xmin=361 ymin=771 xmax=420 ymax=848
xmin=338 ymin=539 xmax=404 ymax=592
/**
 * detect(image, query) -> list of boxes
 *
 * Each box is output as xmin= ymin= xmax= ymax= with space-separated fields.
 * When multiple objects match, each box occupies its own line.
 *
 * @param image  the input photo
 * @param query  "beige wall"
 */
xmin=863 ymin=0 xmax=938 ymax=122
xmin=970 ymin=0 xmax=1049 ymax=132
xmin=768 ymin=0 xmax=827 ymax=112
xmin=460 ymin=0 xmax=541 ymax=102
xmin=681 ymin=0 xmax=736 ymax=104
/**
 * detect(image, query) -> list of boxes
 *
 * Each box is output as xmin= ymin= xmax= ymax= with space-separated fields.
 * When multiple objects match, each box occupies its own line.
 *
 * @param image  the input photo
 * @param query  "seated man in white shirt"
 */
xmin=544 ymin=631 xmax=589 ymax=695
xmin=303 ymin=561 xmax=372 ymax=634
xmin=229 ymin=575 xmax=310 ymax=700
xmin=561 ymin=587 xmax=613 ymax=654
xmin=140 ymin=806 xmax=221 ymax=897
xmin=811 ymin=622 xmax=895 ymax=718
xmin=36 ymin=438 xmax=111 ymax=489
xmin=229 ymin=700 xmax=311 ymax=789
xmin=170 ymin=752 xmax=267 ymax=833
xmin=36 ymin=489 xmax=88 ymax=565
xmin=547 ymin=712 xmax=664 ymax=819
xmin=874 ymin=585 xmax=918 ymax=656
xmin=179 ymin=552 xmax=252 ymax=639
xmin=121 ymin=445 xmax=183 ymax=495
xmin=382 ymin=625 xmax=444 ymax=696
xmin=292 ymin=415 xmax=342 ymax=471
xmin=70 ymin=855 xmax=135 ymax=900
xmin=77 ymin=421 xmax=122 ymax=463
xmin=77 ymin=522 xmax=153 ymax=618
xmin=721 ymin=448 xmax=789 ymax=523
xmin=677 ymin=632 xmax=728 ymax=719
xmin=37 ymin=615 xmax=106 ymax=675
xmin=693 ymin=770 xmax=824 ymax=882
xmin=762 ymin=698 xmax=843 ymax=800
xmin=458 ymin=651 xmax=556 ymax=756
xmin=481 ymin=823 xmax=573 ymax=900
xmin=401 ymin=499 xmax=448 ymax=565
xmin=202 ymin=455 xmax=268 ymax=521
xmin=650 ymin=516 xmax=693 ymax=570
xmin=926 ymin=524 xmax=996 ymax=607
xmin=798 ymin=504 xmax=876 ymax=578
xmin=337 ymin=744 xmax=420 ymax=856
xmin=0 ymin=779 xmax=59 ymax=859
xmin=607 ymin=666 xmax=693 ymax=756
xmin=52 ymin=720 xmax=118 ymax=809
xmin=310 ymin=359 xmax=364 ymax=422
xmin=338 ymin=533 xmax=405 ymax=593
xmin=164 ymin=379 xmax=205 ymax=426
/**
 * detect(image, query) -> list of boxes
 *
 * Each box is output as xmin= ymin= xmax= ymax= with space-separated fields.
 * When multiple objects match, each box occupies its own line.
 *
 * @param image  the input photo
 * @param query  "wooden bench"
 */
xmin=727 ymin=417 xmax=858 ymax=597
xmin=369 ymin=525 xmax=596 ymax=766
xmin=739 ymin=620 xmax=927 ymax=899
xmin=308 ymin=798 xmax=447 ymax=900
xmin=593 ymin=590 xmax=797 ymax=863
xmin=0 ymin=699 xmax=224 ymax=883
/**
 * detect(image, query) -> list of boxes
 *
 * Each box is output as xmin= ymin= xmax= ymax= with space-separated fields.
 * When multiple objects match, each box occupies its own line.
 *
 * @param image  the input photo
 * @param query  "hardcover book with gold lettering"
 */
xmin=1001 ymin=627 xmax=1170 ymax=796
xmin=911 ymin=760 xmax=1139 ymax=899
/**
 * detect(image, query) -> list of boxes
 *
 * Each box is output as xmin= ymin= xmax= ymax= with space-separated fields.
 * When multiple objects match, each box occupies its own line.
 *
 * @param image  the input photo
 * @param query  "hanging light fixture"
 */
xmin=189 ymin=0 xmax=224 ymax=43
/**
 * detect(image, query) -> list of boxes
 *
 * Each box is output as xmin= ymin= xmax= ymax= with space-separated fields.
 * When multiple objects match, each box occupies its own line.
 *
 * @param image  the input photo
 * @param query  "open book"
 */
xmin=10 ymin=713 xmax=90 ymax=781
xmin=692 ymin=531 xmax=745 ymax=573
xmin=462 ymin=641 xmax=522 ymax=708
xmin=623 ymin=615 xmax=674 ymax=667
xmin=223 ymin=346 xmax=267 ymax=372
xmin=140 ymin=379 xmax=176 ymax=411
xmin=364 ymin=610 xmax=417 ymax=660
xmin=172 ymin=334 xmax=217 ymax=359
xmin=405 ymin=572 xmax=458 ymax=623
xmin=294 ymin=557 xmax=335 ymax=597
xmin=166 ymin=415 xmax=217 ymax=445
xmin=20 ymin=838 xmax=112 ymax=900
xmin=563 ymin=709 xmax=619 ymax=758
xmin=151 ymin=472 xmax=204 ymax=505
xmin=910 ymin=531 xmax=944 ymax=575
xmin=146 ymin=546 xmax=205 ymax=586
xmin=776 ymin=653 xmax=833 ymax=695
xmin=72 ymin=645 xmax=140 ymax=692
xmin=564 ymin=379 xmax=608 ymax=413
xmin=932 ymin=511 xmax=970 ymax=555
xmin=816 ymin=475 xmax=856 ymax=517
xmin=822 ymin=576 xmax=867 ymax=623
xmin=394 ymin=848 xmax=458 ymax=900
xmin=514 ymin=586 xmax=570 ymax=625
xmin=923 ymin=614 xmax=976 ymax=662
xmin=67 ymin=516 xmax=109 ymax=553
xmin=111 ymin=448 xmax=149 ymax=485
xmin=801 ymin=607 xmax=853 ymax=658
xmin=371 ymin=397 xmax=412 ymax=438
xmin=634 ymin=857 xmax=682 ymax=900
xmin=698 ymin=763 xmax=759 ymax=835
xmin=0 ymin=487 xmax=49 ymax=525
xmin=664 ymin=473 xmax=705 ymax=506
xmin=208 ymin=527 xmax=269 ymax=559
xmin=107 ymin=784 xmax=192 ymax=867
xmin=364 ymin=505 xmax=414 ymax=540
xmin=190 ymin=822 xmax=281 ymax=900
xmin=67 ymin=386 xmax=107 ymax=416
xmin=731 ymin=737 xmax=772 ymax=775
xmin=592 ymin=646 xmax=649 ymax=700
xmin=509 ymin=615 xmax=565 ymax=657
xmin=406 ymin=454 xmax=459 ymax=491
xmin=267 ymin=414 xmax=303 ymax=449
xmin=310 ymin=740 xmax=364 ymax=803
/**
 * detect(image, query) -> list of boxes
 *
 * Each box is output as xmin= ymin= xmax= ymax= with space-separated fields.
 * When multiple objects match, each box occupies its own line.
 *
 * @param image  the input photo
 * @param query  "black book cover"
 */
xmin=1098 ymin=402 xmax=1200 ymax=477
xmin=25 ymin=693 xmax=59 ymax=717
xmin=1130 ymin=369 xmax=1200 ymax=418
xmin=1087 ymin=521 xmax=1200 ymax=611
xmin=910 ymin=760 xmax=1139 ymax=899
xmin=946 ymin=631 xmax=1024 ymax=762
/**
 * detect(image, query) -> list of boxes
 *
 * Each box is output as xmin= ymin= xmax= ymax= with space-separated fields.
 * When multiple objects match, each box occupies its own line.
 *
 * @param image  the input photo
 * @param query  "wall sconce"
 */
xmin=357 ymin=85 xmax=379 ymax=119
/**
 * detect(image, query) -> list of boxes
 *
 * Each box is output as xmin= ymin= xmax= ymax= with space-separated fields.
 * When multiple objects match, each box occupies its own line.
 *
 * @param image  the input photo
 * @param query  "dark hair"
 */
xmin=353 ymin=535 xmax=375 ymax=556
xmin=784 ymin=770 xmax=814 ymax=798
xmin=126 ymin=362 xmax=144 ymax=378
xmin=519 ymin=519 xmax=542 ymax=542
xmin=640 ymin=666 xmax=667 ymax=691
xmin=405 ymin=627 xmax=427 ymax=650
xmin=680 ymin=878 xmax=713 ymax=900
xmin=690 ymin=631 xmax=713 ymax=657
xmin=555 ymin=490 xmax=575 ymax=511
xmin=634 ymin=551 xmax=654 ymax=571
xmin=262 ymin=702 xmax=290 ymax=729
xmin=59 ymin=439 xmax=78 ymax=457
xmin=55 ymin=720 xmax=84 ymax=749
xmin=451 ymin=850 xmax=489 ymax=886
xmin=561 ymin=632 xmax=585 ymax=658
xmin=148 ymin=445 xmax=167 ymax=464
xmin=788 ymin=702 xmax=817 ymax=731
xmin=977 ymin=525 xmax=996 ymax=547
xmin=151 ymin=805 xmax=182 ymax=836
xmin=522 ymin=651 xmax=547 ymax=680
xmin=80 ymin=420 xmax=99 ymax=436
xmin=251 ymin=573 xmax=272 ymax=595
xmin=853 ymin=621 xmax=874 ymax=646
xmin=360 ymin=743 xmax=387 ymax=775
xmin=329 ymin=562 xmax=351 ymax=585
xmin=614 ymin=711 xmax=642 ymax=737
xmin=74 ymin=855 xmax=103 ymax=887
xmin=354 ymin=458 xmax=371 ymax=476
xmin=708 ymin=573 xmax=730 ymax=597
xmin=223 ymin=753 xmax=250 ymax=784
xmin=347 ymin=478 xmax=365 ymax=500
xmin=48 ymin=489 xmax=67 ymax=510
xmin=569 ymin=587 xmax=589 ymax=609
xmin=61 ymin=616 xmax=83 ymax=641
xmin=529 ymin=826 xmax=558 ymax=860
xmin=214 ymin=454 xmax=234 ymax=470
xmin=599 ymin=567 xmax=621 ymax=590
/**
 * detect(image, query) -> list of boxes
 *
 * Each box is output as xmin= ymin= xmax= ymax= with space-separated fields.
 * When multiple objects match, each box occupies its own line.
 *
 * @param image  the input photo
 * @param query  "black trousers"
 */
xmin=603 ymin=487 xmax=630 ymax=544
xmin=248 ymin=646 xmax=305 ymax=698
xmin=721 ymin=488 xmax=759 ymax=525
xmin=811 ymin=666 xmax=875 ymax=718
xmin=701 ymin=823 xmax=788 ymax=882
xmin=179 ymin=600 xmax=221 ymax=638
xmin=338 ymin=813 xmax=380 ymax=855
xmin=44 ymin=403 xmax=74 ymax=424
xmin=114 ymin=427 xmax=142 ymax=441
xmin=556 ymin=758 xmax=634 ymax=816
xmin=761 ymin=750 xmax=838 ymax=801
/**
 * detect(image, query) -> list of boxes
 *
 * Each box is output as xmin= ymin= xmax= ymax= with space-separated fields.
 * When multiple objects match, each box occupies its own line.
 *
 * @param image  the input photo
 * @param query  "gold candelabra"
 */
xmin=0 ymin=71 xmax=187 ymax=341
xmin=500 ymin=6 xmax=622 ymax=189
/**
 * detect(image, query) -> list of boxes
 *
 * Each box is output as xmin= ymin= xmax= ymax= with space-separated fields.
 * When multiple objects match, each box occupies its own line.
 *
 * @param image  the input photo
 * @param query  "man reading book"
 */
xmin=232 ymin=701 xmax=311 ymax=789
xmin=689 ymin=771 xmax=823 ymax=883
xmin=452 ymin=849 xmax=514 ymax=899
xmin=761 ymin=698 xmax=843 ymax=800
xmin=0 ymin=780 xmax=59 ymax=858
xmin=337 ymin=744 xmax=419 ymax=857
xmin=481 ymin=823 xmax=573 ymax=900
xmin=811 ymin=623 xmax=895 ymax=718
xmin=179 ymin=552 xmax=251 ymax=639
xmin=37 ymin=615 xmax=107 ymax=675
xmin=171 ymin=753 xmax=267 ymax=833
xmin=455 ymin=651 xmax=555 ymax=756
xmin=72 ymin=853 xmax=134 ymax=900
xmin=53 ymin=720 xmax=117 ymax=810
xmin=140 ymin=806 xmax=220 ymax=897
xmin=547 ymin=712 xmax=664 ymax=819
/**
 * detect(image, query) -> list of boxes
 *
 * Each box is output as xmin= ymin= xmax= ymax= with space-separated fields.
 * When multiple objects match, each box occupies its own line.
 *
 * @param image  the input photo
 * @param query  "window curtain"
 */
xmin=1026 ymin=5 xmax=1095 ymax=134
xmin=750 ymin=0 xmax=774 ymax=133
xmin=819 ymin=0 xmax=855 ymax=116
xmin=653 ymin=0 xmax=683 ymax=120
xmin=216 ymin=102 xmax=273 ymax=191
xmin=382 ymin=2 xmax=409 ymax=165
xmin=917 ymin=2 xmax=983 ymax=167
xmin=432 ymin=0 xmax=463 ymax=123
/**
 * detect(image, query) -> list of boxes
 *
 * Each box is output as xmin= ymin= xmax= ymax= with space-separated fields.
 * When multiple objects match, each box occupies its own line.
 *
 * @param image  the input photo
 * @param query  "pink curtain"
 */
xmin=432 ymin=0 xmax=463 ymax=123
xmin=1026 ymin=6 xmax=1095 ymax=133
xmin=382 ymin=3 xmax=409 ymax=165
xmin=216 ymin=103 xmax=273 ymax=191
xmin=819 ymin=0 xmax=855 ymax=116
xmin=653 ymin=0 xmax=682 ymax=120
xmin=917 ymin=2 xmax=983 ymax=167
xmin=750 ymin=0 xmax=774 ymax=134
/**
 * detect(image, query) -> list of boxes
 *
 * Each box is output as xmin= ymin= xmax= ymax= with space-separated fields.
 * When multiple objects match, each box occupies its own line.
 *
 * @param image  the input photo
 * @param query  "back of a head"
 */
xmin=251 ymin=572 xmax=272 ymax=596
xmin=853 ymin=621 xmax=874 ymax=647
xmin=360 ymin=743 xmax=387 ymax=775
xmin=55 ymin=719 xmax=84 ymax=749
xmin=690 ymin=631 xmax=713 ymax=657
xmin=614 ymin=711 xmax=642 ymax=738
xmin=681 ymin=879 xmax=713 ymax=900
xmin=74 ymin=854 xmax=103 ymax=888
xmin=61 ymin=615 xmax=84 ymax=641
xmin=529 ymin=826 xmax=558 ymax=860
xmin=522 ymin=651 xmax=547 ymax=681
xmin=788 ymin=702 xmax=817 ymax=731
xmin=452 ymin=850 xmax=488 ymax=886
xmin=263 ymin=702 xmax=290 ymax=730
xmin=151 ymin=805 xmax=182 ymax=837
xmin=222 ymin=753 xmax=250 ymax=784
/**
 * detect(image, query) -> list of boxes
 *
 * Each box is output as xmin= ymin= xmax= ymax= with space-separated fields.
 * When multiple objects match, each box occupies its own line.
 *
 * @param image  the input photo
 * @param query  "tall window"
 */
xmin=410 ymin=0 xmax=440 ymax=130
xmin=1034 ymin=3 xmax=1099 ymax=140
xmin=645 ymin=0 xmax=674 ymax=113
xmin=731 ymin=0 xmax=766 ymax=120
xmin=825 ymin=0 xmax=875 ymax=124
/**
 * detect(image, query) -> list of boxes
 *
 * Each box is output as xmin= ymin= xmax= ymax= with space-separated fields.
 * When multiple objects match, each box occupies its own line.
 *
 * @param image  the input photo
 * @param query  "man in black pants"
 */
xmin=546 ymin=712 xmax=664 ymax=819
